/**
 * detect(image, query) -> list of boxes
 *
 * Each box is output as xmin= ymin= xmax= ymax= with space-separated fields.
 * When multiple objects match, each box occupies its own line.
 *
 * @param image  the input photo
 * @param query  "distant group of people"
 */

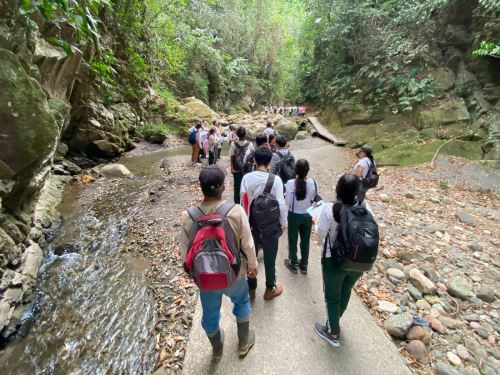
xmin=264 ymin=105 xmax=306 ymax=117
xmin=181 ymin=120 xmax=380 ymax=363
xmin=188 ymin=120 xmax=225 ymax=166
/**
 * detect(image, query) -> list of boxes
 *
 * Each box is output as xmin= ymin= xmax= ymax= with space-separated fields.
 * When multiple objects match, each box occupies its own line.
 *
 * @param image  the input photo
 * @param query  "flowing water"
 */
xmin=0 ymin=145 xmax=194 ymax=375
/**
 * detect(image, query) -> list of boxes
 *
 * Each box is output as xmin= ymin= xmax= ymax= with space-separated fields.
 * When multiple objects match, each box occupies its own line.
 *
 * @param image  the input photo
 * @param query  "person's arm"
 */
xmin=285 ymin=180 xmax=293 ymax=208
xmin=315 ymin=203 xmax=332 ymax=243
xmin=180 ymin=210 xmax=191 ymax=261
xmin=355 ymin=162 xmax=363 ymax=178
xmin=275 ymin=177 xmax=287 ymax=228
xmin=237 ymin=205 xmax=258 ymax=272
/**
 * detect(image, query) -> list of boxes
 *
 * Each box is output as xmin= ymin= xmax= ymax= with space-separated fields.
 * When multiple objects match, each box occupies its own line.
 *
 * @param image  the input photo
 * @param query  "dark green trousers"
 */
xmin=322 ymin=260 xmax=362 ymax=335
xmin=248 ymin=228 xmax=281 ymax=290
xmin=287 ymin=211 xmax=313 ymax=266
xmin=233 ymin=172 xmax=243 ymax=204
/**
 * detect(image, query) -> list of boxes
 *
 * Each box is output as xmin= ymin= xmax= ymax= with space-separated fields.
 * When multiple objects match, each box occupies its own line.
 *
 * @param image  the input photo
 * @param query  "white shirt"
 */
xmin=264 ymin=127 xmax=274 ymax=140
xmin=354 ymin=157 xmax=374 ymax=179
xmin=240 ymin=171 xmax=287 ymax=228
xmin=285 ymin=178 xmax=318 ymax=214
xmin=315 ymin=202 xmax=373 ymax=258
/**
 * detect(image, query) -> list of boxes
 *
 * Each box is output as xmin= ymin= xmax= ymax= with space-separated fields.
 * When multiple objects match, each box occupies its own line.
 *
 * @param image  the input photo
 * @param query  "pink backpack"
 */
xmin=202 ymin=138 xmax=210 ymax=154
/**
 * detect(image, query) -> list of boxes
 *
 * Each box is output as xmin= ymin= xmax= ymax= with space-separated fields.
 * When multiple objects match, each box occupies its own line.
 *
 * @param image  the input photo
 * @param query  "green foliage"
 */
xmin=473 ymin=41 xmax=500 ymax=58
xmin=439 ymin=180 xmax=450 ymax=190
xmin=138 ymin=123 xmax=170 ymax=142
xmin=89 ymin=52 xmax=117 ymax=85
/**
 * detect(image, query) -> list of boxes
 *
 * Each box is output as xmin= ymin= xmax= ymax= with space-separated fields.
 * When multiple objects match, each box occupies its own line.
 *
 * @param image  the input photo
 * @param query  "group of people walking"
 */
xmin=188 ymin=120 xmax=225 ymax=166
xmin=180 ymin=122 xmax=379 ymax=363
xmin=264 ymin=104 xmax=306 ymax=117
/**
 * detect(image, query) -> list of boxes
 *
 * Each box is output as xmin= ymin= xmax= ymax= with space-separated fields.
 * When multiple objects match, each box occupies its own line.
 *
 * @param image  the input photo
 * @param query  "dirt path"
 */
xmin=181 ymin=138 xmax=412 ymax=375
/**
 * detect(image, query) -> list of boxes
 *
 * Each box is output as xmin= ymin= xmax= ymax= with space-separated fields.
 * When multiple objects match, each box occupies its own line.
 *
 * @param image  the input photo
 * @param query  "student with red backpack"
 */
xmin=229 ymin=127 xmax=254 ymax=204
xmin=314 ymin=174 xmax=379 ymax=348
xmin=180 ymin=165 xmax=258 ymax=362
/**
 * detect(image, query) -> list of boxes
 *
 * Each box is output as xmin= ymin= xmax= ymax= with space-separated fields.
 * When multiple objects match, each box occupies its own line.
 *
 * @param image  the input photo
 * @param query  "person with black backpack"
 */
xmin=284 ymin=159 xmax=320 ymax=275
xmin=243 ymin=134 xmax=269 ymax=175
xmin=180 ymin=165 xmax=258 ymax=362
xmin=230 ymin=127 xmax=254 ymax=204
xmin=188 ymin=122 xmax=202 ymax=164
xmin=240 ymin=147 xmax=287 ymax=301
xmin=314 ymin=174 xmax=379 ymax=348
xmin=269 ymin=135 xmax=295 ymax=186
xmin=354 ymin=145 xmax=379 ymax=205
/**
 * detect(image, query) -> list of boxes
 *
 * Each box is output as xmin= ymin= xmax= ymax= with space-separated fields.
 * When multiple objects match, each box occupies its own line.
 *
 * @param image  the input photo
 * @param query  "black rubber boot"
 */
xmin=207 ymin=327 xmax=224 ymax=363
xmin=236 ymin=317 xmax=255 ymax=357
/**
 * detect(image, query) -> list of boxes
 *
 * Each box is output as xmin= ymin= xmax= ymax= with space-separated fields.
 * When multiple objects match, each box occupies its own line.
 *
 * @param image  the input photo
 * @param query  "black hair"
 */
xmin=276 ymin=135 xmax=287 ymax=148
xmin=266 ymin=121 xmax=272 ymax=127
xmin=236 ymin=126 xmax=246 ymax=139
xmin=294 ymin=159 xmax=309 ymax=201
xmin=256 ymin=134 xmax=268 ymax=147
xmin=268 ymin=134 xmax=276 ymax=142
xmin=361 ymin=145 xmax=375 ymax=163
xmin=209 ymin=128 xmax=215 ymax=134
xmin=254 ymin=147 xmax=273 ymax=167
xmin=333 ymin=173 xmax=359 ymax=222
xmin=195 ymin=123 xmax=202 ymax=129
xmin=212 ymin=120 xmax=217 ymax=126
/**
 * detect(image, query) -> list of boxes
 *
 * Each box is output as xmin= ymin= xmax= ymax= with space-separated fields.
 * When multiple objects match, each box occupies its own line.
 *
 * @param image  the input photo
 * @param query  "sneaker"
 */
xmin=263 ymin=283 xmax=283 ymax=300
xmin=299 ymin=264 xmax=308 ymax=275
xmin=249 ymin=289 xmax=256 ymax=300
xmin=314 ymin=323 xmax=340 ymax=348
xmin=284 ymin=259 xmax=298 ymax=274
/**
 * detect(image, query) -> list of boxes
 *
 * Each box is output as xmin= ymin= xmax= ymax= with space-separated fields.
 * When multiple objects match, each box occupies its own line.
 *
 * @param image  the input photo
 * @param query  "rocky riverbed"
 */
xmin=348 ymin=156 xmax=500 ymax=375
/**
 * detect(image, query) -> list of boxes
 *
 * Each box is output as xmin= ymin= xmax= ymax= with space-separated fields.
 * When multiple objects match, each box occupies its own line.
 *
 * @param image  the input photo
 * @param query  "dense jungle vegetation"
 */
xmin=15 ymin=0 xmax=499 ymax=112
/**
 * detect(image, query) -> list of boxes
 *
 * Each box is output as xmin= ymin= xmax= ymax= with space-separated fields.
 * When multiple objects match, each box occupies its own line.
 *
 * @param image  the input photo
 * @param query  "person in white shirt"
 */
xmin=353 ymin=145 xmax=376 ymax=204
xmin=314 ymin=173 xmax=367 ymax=348
xmin=227 ymin=125 xmax=238 ymax=145
xmin=264 ymin=106 xmax=269 ymax=115
xmin=264 ymin=121 xmax=274 ymax=141
xmin=213 ymin=120 xmax=224 ymax=162
xmin=240 ymin=147 xmax=286 ymax=301
xmin=284 ymin=159 xmax=317 ymax=275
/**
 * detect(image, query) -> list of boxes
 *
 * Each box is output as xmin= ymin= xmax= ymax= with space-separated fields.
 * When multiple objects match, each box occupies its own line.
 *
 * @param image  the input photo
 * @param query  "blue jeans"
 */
xmin=199 ymin=277 xmax=252 ymax=335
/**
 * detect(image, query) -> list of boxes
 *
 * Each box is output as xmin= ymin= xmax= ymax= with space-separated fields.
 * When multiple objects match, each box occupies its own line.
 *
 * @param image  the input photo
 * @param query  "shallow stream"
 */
xmin=0 ymin=145 xmax=193 ymax=374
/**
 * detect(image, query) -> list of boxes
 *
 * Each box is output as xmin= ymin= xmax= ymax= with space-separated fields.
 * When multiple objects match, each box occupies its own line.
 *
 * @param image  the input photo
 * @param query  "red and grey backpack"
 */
xmin=184 ymin=202 xmax=241 ymax=291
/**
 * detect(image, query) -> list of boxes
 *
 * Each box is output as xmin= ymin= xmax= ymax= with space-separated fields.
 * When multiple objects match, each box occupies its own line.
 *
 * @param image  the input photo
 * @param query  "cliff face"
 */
xmin=0 ymin=1 xmax=141 ymax=340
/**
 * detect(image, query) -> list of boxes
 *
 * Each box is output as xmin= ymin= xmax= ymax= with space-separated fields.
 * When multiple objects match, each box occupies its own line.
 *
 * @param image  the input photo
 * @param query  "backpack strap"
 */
xmin=276 ymin=151 xmax=284 ymax=159
xmin=215 ymin=202 xmax=235 ymax=217
xmin=264 ymin=174 xmax=275 ymax=194
xmin=314 ymin=179 xmax=318 ymax=198
xmin=186 ymin=206 xmax=206 ymax=248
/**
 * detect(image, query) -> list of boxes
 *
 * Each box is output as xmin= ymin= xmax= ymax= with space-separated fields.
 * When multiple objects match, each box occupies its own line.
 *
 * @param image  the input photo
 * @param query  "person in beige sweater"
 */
xmin=180 ymin=165 xmax=258 ymax=363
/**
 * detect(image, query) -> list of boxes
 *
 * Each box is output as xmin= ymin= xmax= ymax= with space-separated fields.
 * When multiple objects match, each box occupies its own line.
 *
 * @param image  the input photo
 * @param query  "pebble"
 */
xmin=378 ymin=300 xmax=398 ymax=313
xmin=407 ymin=284 xmax=423 ymax=301
xmin=470 ymin=322 xmax=481 ymax=330
xmin=406 ymin=325 xmax=432 ymax=345
xmin=456 ymin=344 xmax=469 ymax=360
xmin=416 ymin=299 xmax=432 ymax=310
xmin=407 ymin=340 xmax=430 ymax=364
xmin=386 ymin=268 xmax=405 ymax=279
xmin=410 ymin=269 xmax=437 ymax=295
xmin=435 ymin=361 xmax=462 ymax=375
xmin=384 ymin=313 xmax=413 ymax=337
xmin=447 ymin=276 xmax=472 ymax=299
xmin=380 ymin=194 xmax=391 ymax=203
xmin=475 ymin=287 xmax=496 ymax=303
xmin=456 ymin=211 xmax=477 ymax=226
xmin=469 ymin=243 xmax=483 ymax=252
xmin=447 ymin=351 xmax=462 ymax=366
xmin=430 ymin=318 xmax=447 ymax=334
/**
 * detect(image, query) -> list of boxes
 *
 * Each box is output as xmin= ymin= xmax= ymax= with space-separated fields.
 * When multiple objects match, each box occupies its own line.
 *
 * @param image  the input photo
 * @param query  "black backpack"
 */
xmin=362 ymin=160 xmax=379 ymax=188
xmin=276 ymin=151 xmax=295 ymax=183
xmin=231 ymin=142 xmax=250 ymax=173
xmin=250 ymin=174 xmax=280 ymax=233
xmin=243 ymin=150 xmax=255 ymax=175
xmin=325 ymin=204 xmax=379 ymax=272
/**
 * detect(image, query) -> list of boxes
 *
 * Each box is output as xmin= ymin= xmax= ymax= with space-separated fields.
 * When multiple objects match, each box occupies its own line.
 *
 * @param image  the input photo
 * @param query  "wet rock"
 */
xmin=21 ymin=243 xmax=43 ymax=279
xmin=378 ymin=300 xmax=398 ymax=313
xmin=447 ymin=351 xmax=462 ymax=366
xmin=100 ymin=164 xmax=132 ymax=178
xmin=410 ymin=269 xmax=437 ymax=295
xmin=407 ymin=340 xmax=430 ymax=364
xmin=447 ymin=276 xmax=472 ymax=299
xmin=435 ymin=361 xmax=463 ymax=375
xmin=455 ymin=211 xmax=477 ymax=226
xmin=406 ymin=326 xmax=433 ymax=345
xmin=53 ymin=243 xmax=79 ymax=256
xmin=475 ymin=287 xmax=496 ymax=303
xmin=384 ymin=313 xmax=413 ymax=337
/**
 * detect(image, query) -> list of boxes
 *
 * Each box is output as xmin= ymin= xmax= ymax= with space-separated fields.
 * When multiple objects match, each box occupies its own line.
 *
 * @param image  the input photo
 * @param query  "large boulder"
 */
xmin=273 ymin=115 xmax=299 ymax=141
xmin=417 ymin=97 xmax=470 ymax=129
xmin=0 ymin=49 xmax=59 ymax=213
xmin=430 ymin=67 xmax=455 ymax=93
xmin=32 ymin=38 xmax=82 ymax=100
xmin=99 ymin=164 xmax=132 ymax=178
xmin=337 ymin=104 xmax=384 ymax=126
xmin=179 ymin=97 xmax=218 ymax=120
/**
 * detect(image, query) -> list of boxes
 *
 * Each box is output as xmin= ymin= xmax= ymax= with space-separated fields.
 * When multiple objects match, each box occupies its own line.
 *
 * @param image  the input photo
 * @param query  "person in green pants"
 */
xmin=284 ymin=159 xmax=318 ymax=275
xmin=314 ymin=174 xmax=367 ymax=347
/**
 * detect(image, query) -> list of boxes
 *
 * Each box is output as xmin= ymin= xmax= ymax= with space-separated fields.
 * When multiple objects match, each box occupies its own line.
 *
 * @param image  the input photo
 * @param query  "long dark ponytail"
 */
xmin=294 ymin=159 xmax=309 ymax=201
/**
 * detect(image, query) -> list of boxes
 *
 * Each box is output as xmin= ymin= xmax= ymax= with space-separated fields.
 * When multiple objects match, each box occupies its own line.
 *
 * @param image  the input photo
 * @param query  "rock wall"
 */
xmin=0 ymin=2 xmax=141 ymax=340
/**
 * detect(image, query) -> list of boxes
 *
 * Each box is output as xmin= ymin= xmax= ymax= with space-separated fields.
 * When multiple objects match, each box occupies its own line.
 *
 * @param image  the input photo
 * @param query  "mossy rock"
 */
xmin=417 ymin=97 xmax=470 ymax=129
xmin=179 ymin=97 xmax=218 ymax=120
xmin=377 ymin=140 xmax=483 ymax=166
xmin=420 ymin=128 xmax=438 ymax=139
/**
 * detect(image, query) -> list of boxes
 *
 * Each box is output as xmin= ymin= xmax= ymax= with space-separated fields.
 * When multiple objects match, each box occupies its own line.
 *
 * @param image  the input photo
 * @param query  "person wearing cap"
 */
xmin=354 ymin=145 xmax=376 ymax=204
xmin=180 ymin=165 xmax=258 ymax=362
